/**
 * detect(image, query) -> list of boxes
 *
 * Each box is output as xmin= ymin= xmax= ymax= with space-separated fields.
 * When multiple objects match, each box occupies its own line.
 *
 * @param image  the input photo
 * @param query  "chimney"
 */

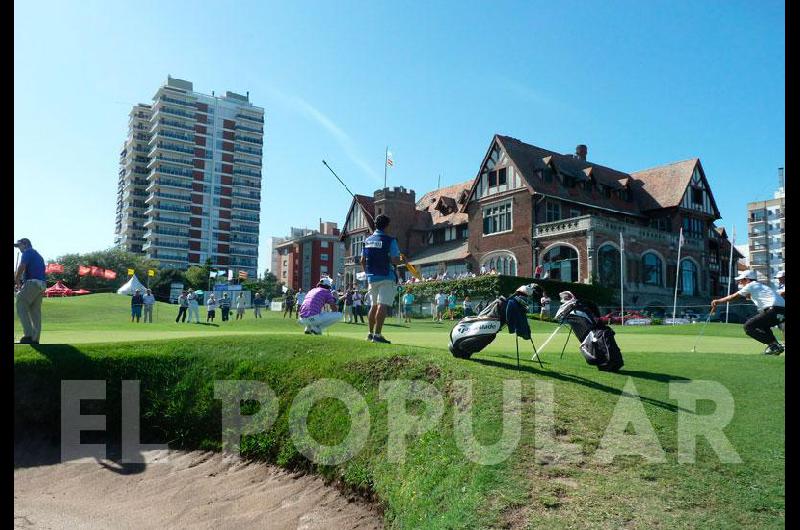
xmin=575 ymin=144 xmax=588 ymax=161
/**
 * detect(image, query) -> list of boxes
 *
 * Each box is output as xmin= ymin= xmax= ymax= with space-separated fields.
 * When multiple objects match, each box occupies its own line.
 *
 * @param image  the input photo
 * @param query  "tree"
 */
xmin=150 ymin=268 xmax=186 ymax=300
xmin=46 ymin=247 xmax=159 ymax=292
xmin=185 ymin=266 xmax=207 ymax=290
xmin=243 ymin=271 xmax=282 ymax=300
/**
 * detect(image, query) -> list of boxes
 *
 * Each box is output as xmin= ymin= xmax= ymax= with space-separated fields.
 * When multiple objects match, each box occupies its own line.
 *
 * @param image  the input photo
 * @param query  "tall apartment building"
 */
xmin=747 ymin=168 xmax=785 ymax=283
xmin=272 ymin=222 xmax=345 ymax=291
xmin=114 ymin=76 xmax=264 ymax=279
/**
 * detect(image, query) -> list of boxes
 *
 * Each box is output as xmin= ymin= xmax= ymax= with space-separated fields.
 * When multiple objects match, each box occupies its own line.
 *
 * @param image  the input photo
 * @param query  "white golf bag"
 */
xmin=449 ymin=296 xmax=507 ymax=359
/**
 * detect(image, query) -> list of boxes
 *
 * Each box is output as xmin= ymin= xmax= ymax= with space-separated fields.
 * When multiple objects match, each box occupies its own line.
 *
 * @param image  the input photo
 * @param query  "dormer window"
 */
xmin=498 ymin=167 xmax=507 ymax=186
xmin=488 ymin=170 xmax=497 ymax=187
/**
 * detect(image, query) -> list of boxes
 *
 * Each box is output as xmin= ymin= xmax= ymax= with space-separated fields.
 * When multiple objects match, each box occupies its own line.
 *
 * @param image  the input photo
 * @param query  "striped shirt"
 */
xmin=299 ymin=287 xmax=336 ymax=318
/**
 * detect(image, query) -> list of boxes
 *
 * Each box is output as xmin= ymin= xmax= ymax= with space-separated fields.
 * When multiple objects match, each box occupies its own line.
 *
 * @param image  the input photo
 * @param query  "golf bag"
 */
xmin=555 ymin=293 xmax=624 ymax=372
xmin=449 ymin=296 xmax=507 ymax=359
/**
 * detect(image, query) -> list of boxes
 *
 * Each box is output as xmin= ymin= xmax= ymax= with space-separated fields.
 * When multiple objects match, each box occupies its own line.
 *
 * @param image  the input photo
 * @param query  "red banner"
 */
xmin=91 ymin=266 xmax=104 ymax=278
xmin=103 ymin=269 xmax=117 ymax=280
xmin=78 ymin=265 xmax=92 ymax=276
xmin=45 ymin=263 xmax=64 ymax=274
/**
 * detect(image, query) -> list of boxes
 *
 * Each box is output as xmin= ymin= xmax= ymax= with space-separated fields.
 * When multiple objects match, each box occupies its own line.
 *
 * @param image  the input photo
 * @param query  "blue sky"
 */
xmin=14 ymin=0 xmax=784 ymax=274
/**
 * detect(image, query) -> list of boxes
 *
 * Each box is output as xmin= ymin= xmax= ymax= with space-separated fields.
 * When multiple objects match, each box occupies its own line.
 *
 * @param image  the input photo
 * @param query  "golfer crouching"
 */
xmin=297 ymin=277 xmax=342 ymax=335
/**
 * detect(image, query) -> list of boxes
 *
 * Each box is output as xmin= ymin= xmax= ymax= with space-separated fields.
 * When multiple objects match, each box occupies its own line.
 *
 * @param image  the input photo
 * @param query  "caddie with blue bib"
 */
xmin=360 ymin=214 xmax=402 ymax=344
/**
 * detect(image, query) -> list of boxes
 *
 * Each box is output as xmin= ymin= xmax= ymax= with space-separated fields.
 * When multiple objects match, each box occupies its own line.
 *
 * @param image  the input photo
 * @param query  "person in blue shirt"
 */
xmin=401 ymin=289 xmax=415 ymax=323
xmin=14 ymin=238 xmax=47 ymax=344
xmin=360 ymin=214 xmax=402 ymax=344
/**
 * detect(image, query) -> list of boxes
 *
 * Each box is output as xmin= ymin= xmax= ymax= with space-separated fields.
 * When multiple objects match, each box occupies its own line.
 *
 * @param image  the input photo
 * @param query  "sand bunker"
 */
xmin=14 ymin=449 xmax=382 ymax=529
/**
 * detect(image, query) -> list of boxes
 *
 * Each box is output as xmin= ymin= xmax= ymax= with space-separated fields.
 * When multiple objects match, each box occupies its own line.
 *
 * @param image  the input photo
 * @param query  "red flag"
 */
xmin=103 ymin=269 xmax=117 ymax=280
xmin=91 ymin=266 xmax=104 ymax=277
xmin=45 ymin=263 xmax=65 ymax=274
xmin=78 ymin=265 xmax=92 ymax=276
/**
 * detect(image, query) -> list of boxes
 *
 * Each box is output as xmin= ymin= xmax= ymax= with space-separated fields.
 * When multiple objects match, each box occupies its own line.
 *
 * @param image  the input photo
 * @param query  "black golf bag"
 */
xmin=449 ymin=296 xmax=507 ymax=359
xmin=554 ymin=293 xmax=624 ymax=372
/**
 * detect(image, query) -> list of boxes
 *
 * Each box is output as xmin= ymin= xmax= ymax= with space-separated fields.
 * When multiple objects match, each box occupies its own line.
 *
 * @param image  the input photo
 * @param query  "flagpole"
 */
xmin=619 ymin=232 xmax=625 ymax=326
xmin=725 ymin=227 xmax=735 ymax=323
xmin=384 ymin=146 xmax=388 ymax=189
xmin=672 ymin=227 xmax=684 ymax=325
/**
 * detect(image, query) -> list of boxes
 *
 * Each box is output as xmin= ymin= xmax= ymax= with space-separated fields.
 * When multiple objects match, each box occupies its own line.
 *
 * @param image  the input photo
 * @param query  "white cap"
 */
xmin=515 ymin=283 xmax=540 ymax=296
xmin=735 ymin=270 xmax=758 ymax=281
xmin=776 ymin=270 xmax=785 ymax=279
xmin=559 ymin=291 xmax=575 ymax=302
xmin=319 ymin=277 xmax=333 ymax=287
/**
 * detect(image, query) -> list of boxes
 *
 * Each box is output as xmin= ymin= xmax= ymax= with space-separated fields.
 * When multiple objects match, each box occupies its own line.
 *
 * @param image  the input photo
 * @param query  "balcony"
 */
xmin=235 ymin=134 xmax=263 ymax=145
xmin=233 ymin=157 xmax=261 ymax=168
xmin=155 ymin=130 xmax=194 ymax=144
xmin=145 ymin=228 xmax=189 ymax=239
xmin=232 ymin=191 xmax=260 ymax=201
xmin=146 ymin=192 xmax=192 ymax=205
xmin=232 ymin=203 xmax=260 ymax=212
xmin=231 ymin=236 xmax=259 ymax=245
xmin=235 ymin=124 xmax=263 ymax=134
xmin=233 ymin=168 xmax=261 ymax=178
xmin=160 ymin=95 xmax=195 ymax=109
xmin=232 ymin=178 xmax=260 ymax=190
xmin=230 ymin=247 xmax=259 ymax=257
xmin=231 ymin=213 xmax=259 ymax=223
xmin=150 ymin=164 xmax=193 ymax=179
xmin=534 ymin=215 xmax=704 ymax=250
xmin=150 ymin=253 xmax=187 ymax=263
xmin=145 ymin=239 xmax=190 ymax=251
xmin=156 ymin=105 xmax=195 ymax=120
xmin=151 ymin=142 xmax=195 ymax=156
xmin=231 ymin=225 xmax=259 ymax=234
xmin=145 ymin=204 xmax=191 ymax=216
xmin=146 ymin=179 xmax=193 ymax=193
xmin=234 ymin=145 xmax=262 ymax=156
xmin=236 ymin=113 xmax=264 ymax=123
xmin=152 ymin=118 xmax=195 ymax=133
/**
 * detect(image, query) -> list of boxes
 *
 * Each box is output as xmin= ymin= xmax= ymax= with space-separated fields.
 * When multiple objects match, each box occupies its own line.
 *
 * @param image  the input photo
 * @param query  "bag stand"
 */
xmin=532 ymin=324 xmax=564 ymax=360
xmin=517 ymin=335 xmax=544 ymax=369
xmin=559 ymin=327 xmax=574 ymax=359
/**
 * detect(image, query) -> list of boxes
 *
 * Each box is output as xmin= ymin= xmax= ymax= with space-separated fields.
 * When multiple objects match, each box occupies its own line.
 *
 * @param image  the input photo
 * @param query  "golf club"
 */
xmin=691 ymin=309 xmax=714 ymax=352
xmin=532 ymin=324 xmax=564 ymax=360
xmin=14 ymin=249 xmax=20 ymax=293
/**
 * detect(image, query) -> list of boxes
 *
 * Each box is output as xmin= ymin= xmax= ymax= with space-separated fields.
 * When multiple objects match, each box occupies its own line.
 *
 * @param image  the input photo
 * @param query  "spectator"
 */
xmin=352 ymin=287 xmax=365 ymax=324
xmin=402 ymin=289 xmax=415 ymax=323
xmin=131 ymin=289 xmax=144 ymax=323
xmin=342 ymin=288 xmax=354 ymax=323
xmin=220 ymin=293 xmax=231 ymax=321
xmin=434 ymin=291 xmax=448 ymax=322
xmin=777 ymin=270 xmax=785 ymax=298
xmin=297 ymin=277 xmax=342 ymax=335
xmin=14 ymin=238 xmax=46 ymax=345
xmin=142 ymin=288 xmax=156 ymax=323
xmin=540 ymin=292 xmax=552 ymax=320
xmin=206 ymin=293 xmax=218 ymax=323
xmin=446 ymin=292 xmax=458 ymax=320
xmin=480 ymin=265 xmax=487 ymax=275
xmin=235 ymin=293 xmax=246 ymax=320
xmin=534 ymin=264 xmax=543 ymax=279
xmin=253 ymin=291 xmax=265 ymax=318
xmin=295 ymin=289 xmax=306 ymax=318
xmin=463 ymin=295 xmax=474 ymax=317
xmin=284 ymin=289 xmax=295 ymax=318
xmin=175 ymin=291 xmax=189 ymax=323
xmin=187 ymin=290 xmax=200 ymax=323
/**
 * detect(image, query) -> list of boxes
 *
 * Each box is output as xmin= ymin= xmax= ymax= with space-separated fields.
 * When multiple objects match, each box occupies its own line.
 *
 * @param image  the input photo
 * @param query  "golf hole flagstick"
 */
xmin=323 ymin=160 xmax=423 ymax=281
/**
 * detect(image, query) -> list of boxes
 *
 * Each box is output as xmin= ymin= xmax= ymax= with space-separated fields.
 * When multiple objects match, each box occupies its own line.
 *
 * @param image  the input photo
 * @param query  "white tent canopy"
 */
xmin=117 ymin=274 xmax=147 ymax=295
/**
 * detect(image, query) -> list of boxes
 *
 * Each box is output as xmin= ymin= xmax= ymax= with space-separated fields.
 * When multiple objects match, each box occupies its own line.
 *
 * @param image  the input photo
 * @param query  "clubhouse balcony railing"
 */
xmin=534 ymin=215 xmax=704 ymax=250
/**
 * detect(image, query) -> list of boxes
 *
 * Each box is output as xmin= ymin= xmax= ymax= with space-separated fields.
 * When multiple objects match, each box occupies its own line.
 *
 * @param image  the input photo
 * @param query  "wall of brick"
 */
xmin=468 ymin=190 xmax=533 ymax=275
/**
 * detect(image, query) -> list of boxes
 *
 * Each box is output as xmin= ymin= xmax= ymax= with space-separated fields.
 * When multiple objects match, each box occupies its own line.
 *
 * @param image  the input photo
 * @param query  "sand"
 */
xmin=14 ymin=449 xmax=383 ymax=529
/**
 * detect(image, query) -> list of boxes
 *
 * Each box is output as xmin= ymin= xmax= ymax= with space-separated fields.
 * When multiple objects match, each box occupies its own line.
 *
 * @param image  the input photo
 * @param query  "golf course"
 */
xmin=14 ymin=294 xmax=785 ymax=529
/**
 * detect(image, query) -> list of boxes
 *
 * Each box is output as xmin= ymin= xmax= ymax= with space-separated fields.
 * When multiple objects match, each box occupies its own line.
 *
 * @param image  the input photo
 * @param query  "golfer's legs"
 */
xmin=16 ymin=282 xmax=42 ymax=340
xmin=317 ymin=311 xmax=343 ymax=331
xmin=743 ymin=310 xmax=778 ymax=344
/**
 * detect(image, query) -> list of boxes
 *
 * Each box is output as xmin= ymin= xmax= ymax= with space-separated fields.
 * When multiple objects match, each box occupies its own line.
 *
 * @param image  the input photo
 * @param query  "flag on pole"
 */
xmin=228 ymin=269 xmax=234 ymax=281
xmin=78 ymin=265 xmax=91 ymax=276
xmin=127 ymin=268 xmax=135 ymax=276
xmin=619 ymin=232 xmax=625 ymax=326
xmin=238 ymin=270 xmax=248 ymax=280
xmin=678 ymin=229 xmax=684 ymax=247
xmin=386 ymin=150 xmax=394 ymax=167
xmin=148 ymin=269 xmax=156 ymax=277
xmin=91 ymin=266 xmax=105 ymax=278
xmin=209 ymin=270 xmax=216 ymax=278
xmin=103 ymin=269 xmax=117 ymax=280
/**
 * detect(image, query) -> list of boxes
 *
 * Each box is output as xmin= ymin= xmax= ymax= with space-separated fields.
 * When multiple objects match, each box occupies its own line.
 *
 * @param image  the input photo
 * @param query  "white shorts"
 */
xmin=368 ymin=279 xmax=396 ymax=306
xmin=298 ymin=312 xmax=343 ymax=331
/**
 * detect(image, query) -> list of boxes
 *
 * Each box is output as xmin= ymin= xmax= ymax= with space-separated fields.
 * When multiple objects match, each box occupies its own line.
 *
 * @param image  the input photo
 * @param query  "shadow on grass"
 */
xmin=17 ymin=344 xmax=149 ymax=474
xmin=470 ymin=356 xmax=691 ymax=414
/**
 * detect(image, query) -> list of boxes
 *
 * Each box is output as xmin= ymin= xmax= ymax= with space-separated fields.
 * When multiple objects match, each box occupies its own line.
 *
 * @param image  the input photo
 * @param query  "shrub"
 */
xmin=651 ymin=318 xmax=663 ymax=326
xmin=404 ymin=275 xmax=614 ymax=305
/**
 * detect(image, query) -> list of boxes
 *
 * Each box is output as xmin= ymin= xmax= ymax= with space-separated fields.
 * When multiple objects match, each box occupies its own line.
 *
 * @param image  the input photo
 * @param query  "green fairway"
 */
xmin=14 ymin=294 xmax=785 ymax=528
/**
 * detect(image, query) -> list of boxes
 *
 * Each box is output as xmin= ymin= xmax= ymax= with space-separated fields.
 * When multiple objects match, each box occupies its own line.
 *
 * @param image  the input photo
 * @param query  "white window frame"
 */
xmin=481 ymin=199 xmax=513 ymax=237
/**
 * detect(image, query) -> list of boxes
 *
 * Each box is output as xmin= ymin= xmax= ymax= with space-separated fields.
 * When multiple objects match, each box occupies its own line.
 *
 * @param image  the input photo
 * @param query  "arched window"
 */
xmin=597 ymin=244 xmax=620 ymax=287
xmin=481 ymin=252 xmax=518 ymax=276
xmin=541 ymin=245 xmax=578 ymax=282
xmin=680 ymin=259 xmax=697 ymax=296
xmin=642 ymin=253 xmax=663 ymax=286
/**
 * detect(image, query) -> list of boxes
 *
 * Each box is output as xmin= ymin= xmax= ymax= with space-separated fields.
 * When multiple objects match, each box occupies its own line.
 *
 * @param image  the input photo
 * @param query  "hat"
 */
xmin=735 ymin=270 xmax=758 ymax=281
xmin=319 ymin=277 xmax=333 ymax=287
xmin=559 ymin=291 xmax=575 ymax=303
xmin=14 ymin=238 xmax=31 ymax=248
xmin=776 ymin=270 xmax=785 ymax=279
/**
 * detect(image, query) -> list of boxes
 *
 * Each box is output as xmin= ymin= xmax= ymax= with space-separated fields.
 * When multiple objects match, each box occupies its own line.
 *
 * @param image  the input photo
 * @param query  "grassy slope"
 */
xmin=14 ymin=295 xmax=784 ymax=529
